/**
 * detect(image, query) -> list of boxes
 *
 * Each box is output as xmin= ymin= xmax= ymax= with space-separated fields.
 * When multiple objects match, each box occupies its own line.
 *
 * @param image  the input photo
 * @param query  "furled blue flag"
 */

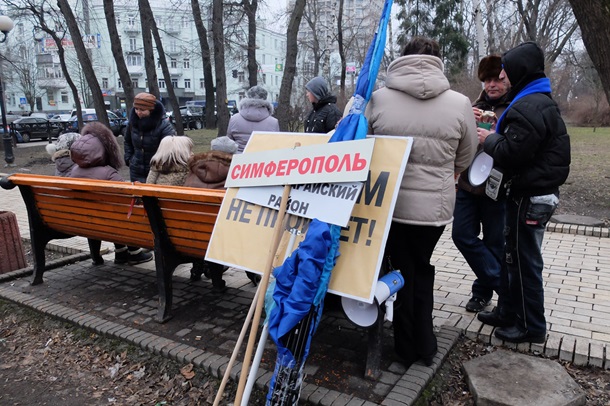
xmin=266 ymin=1 xmax=394 ymax=403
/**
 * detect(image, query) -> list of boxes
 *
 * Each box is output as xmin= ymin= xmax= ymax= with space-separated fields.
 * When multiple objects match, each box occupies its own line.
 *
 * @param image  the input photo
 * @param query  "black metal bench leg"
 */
xmin=30 ymin=231 xmax=50 ymax=285
xmin=155 ymin=253 xmax=178 ymax=323
xmin=88 ymin=239 xmax=104 ymax=265
xmin=365 ymin=315 xmax=384 ymax=380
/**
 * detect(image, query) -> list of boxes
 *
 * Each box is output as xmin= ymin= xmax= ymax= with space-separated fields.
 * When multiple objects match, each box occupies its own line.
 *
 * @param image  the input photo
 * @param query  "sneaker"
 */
xmin=127 ymin=249 xmax=153 ymax=265
xmin=465 ymin=297 xmax=491 ymax=312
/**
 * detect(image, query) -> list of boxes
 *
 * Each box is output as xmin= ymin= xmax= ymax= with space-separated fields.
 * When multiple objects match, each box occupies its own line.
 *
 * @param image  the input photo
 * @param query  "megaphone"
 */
xmin=341 ymin=270 xmax=404 ymax=328
xmin=468 ymin=151 xmax=494 ymax=186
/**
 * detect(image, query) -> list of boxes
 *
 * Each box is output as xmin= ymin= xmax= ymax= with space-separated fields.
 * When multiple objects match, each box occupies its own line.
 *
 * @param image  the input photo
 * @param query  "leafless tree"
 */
xmin=568 ymin=0 xmax=610 ymax=107
xmin=57 ymin=0 xmax=109 ymax=127
xmin=212 ymin=0 xmax=229 ymax=136
xmin=103 ymin=0 xmax=134 ymax=113
xmin=276 ymin=0 xmax=306 ymax=131
xmin=191 ymin=0 xmax=217 ymax=129
xmin=138 ymin=0 xmax=159 ymax=97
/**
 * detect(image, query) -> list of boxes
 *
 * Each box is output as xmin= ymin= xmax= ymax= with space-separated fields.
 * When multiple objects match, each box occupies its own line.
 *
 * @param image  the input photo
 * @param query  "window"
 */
xmin=170 ymin=59 xmax=177 ymax=69
xmin=262 ymin=54 xmax=266 ymax=64
xmin=61 ymin=91 xmax=69 ymax=103
xmin=129 ymin=38 xmax=137 ymax=52
xmin=118 ymin=79 xmax=122 ymax=89
xmin=199 ymin=78 xmax=204 ymax=89
xmin=183 ymin=59 xmax=190 ymax=69
xmin=127 ymin=54 xmax=142 ymax=66
xmin=184 ymin=79 xmax=191 ymax=89
xmin=132 ymin=79 xmax=139 ymax=88
xmin=46 ymin=89 xmax=54 ymax=102
xmin=116 ymin=15 xmax=121 ymax=25
xmin=171 ymin=79 xmax=178 ymax=88
xmin=159 ymin=79 xmax=166 ymax=89
xmin=237 ymin=71 xmax=245 ymax=83
xmin=169 ymin=40 xmax=177 ymax=53
xmin=262 ymin=73 xmax=267 ymax=84
xmin=182 ymin=16 xmax=189 ymax=28
xmin=102 ymin=78 xmax=108 ymax=88
xmin=128 ymin=16 xmax=136 ymax=28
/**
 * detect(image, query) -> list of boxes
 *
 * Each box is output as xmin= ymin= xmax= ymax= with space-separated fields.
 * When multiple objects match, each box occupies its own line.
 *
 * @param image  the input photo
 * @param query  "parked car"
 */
xmin=49 ymin=113 xmax=72 ymax=122
xmin=168 ymin=105 xmax=205 ymax=130
xmin=0 ymin=126 xmax=24 ymax=145
xmin=11 ymin=116 xmax=60 ymax=142
xmin=64 ymin=110 xmax=127 ymax=137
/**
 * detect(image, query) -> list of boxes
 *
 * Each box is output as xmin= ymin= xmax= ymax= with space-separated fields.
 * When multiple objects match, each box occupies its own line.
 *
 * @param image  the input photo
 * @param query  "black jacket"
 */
xmin=483 ymin=42 xmax=570 ymax=198
xmin=124 ymin=101 xmax=175 ymax=182
xmin=304 ymin=95 xmax=342 ymax=133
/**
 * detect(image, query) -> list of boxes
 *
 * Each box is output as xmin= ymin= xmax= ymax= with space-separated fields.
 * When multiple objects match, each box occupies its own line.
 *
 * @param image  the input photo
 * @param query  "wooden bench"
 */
xmin=0 ymin=173 xmax=224 ymax=323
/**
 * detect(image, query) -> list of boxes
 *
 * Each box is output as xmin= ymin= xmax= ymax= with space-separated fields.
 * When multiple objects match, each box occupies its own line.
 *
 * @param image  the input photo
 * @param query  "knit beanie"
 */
xmin=477 ymin=55 xmax=502 ymax=81
xmin=305 ymin=76 xmax=330 ymax=101
xmin=134 ymin=92 xmax=157 ymax=111
xmin=46 ymin=132 xmax=81 ymax=155
xmin=247 ymin=85 xmax=268 ymax=100
xmin=211 ymin=136 xmax=238 ymax=154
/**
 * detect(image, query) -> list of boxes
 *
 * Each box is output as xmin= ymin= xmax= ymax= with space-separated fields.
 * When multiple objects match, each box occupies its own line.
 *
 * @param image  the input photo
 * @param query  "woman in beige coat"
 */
xmin=366 ymin=37 xmax=477 ymax=368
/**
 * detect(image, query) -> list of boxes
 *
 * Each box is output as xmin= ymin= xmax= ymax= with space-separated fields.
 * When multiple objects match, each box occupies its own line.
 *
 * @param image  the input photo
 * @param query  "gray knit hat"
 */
xmin=305 ymin=76 xmax=330 ymax=101
xmin=46 ymin=132 xmax=81 ymax=156
xmin=211 ymin=136 xmax=238 ymax=154
xmin=247 ymin=85 xmax=268 ymax=100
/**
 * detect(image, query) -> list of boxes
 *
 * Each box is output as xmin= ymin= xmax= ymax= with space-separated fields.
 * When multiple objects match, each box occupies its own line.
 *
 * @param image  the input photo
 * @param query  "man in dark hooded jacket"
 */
xmin=476 ymin=42 xmax=570 ymax=343
xmin=304 ymin=76 xmax=342 ymax=133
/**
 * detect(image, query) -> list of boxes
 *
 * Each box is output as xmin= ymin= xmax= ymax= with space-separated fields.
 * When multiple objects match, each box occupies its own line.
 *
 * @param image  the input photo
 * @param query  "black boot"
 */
xmin=477 ymin=306 xmax=514 ymax=327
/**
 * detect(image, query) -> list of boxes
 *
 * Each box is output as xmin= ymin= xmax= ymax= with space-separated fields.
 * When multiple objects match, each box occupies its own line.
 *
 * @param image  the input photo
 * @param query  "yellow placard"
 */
xmin=206 ymin=132 xmax=412 ymax=302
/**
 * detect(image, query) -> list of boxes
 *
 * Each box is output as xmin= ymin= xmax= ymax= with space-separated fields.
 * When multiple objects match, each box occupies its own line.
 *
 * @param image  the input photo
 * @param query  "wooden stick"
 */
xmin=234 ymin=184 xmax=291 ymax=404
xmin=212 ymin=285 xmax=261 ymax=406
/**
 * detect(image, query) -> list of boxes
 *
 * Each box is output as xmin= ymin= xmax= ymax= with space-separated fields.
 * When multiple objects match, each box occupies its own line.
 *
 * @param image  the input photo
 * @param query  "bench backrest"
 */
xmin=7 ymin=174 xmax=225 ymax=257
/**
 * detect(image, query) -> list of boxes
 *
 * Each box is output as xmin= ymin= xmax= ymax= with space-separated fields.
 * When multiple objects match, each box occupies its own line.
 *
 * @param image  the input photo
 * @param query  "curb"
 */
xmin=546 ymin=222 xmax=610 ymax=237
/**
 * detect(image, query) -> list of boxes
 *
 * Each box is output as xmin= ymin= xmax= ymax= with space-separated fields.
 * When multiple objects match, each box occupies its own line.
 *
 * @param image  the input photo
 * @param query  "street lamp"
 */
xmin=0 ymin=14 xmax=15 ymax=167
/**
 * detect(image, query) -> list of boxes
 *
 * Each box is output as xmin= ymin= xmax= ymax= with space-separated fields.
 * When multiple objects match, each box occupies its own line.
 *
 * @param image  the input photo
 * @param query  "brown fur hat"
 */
xmin=477 ymin=55 xmax=502 ymax=81
xmin=80 ymin=122 xmax=123 ymax=170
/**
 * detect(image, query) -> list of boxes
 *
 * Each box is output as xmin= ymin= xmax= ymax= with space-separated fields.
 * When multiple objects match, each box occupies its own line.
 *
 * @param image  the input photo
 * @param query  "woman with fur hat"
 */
xmin=227 ymin=85 xmax=279 ymax=153
xmin=184 ymin=136 xmax=239 ymax=291
xmin=304 ymin=76 xmax=342 ymax=133
xmin=46 ymin=132 xmax=81 ymax=177
xmin=146 ymin=136 xmax=193 ymax=186
xmin=124 ymin=92 xmax=176 ymax=182
xmin=70 ymin=122 xmax=153 ymax=265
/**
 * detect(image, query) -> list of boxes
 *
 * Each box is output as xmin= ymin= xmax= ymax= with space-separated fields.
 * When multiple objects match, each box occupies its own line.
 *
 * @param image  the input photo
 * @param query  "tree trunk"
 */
xmin=191 ymin=0 xmax=217 ymax=129
xmin=244 ymin=0 xmax=258 ymax=88
xmin=337 ymin=0 xmax=347 ymax=104
xmin=57 ymin=0 xmax=109 ymax=128
xmin=212 ymin=0 xmax=229 ymax=136
xmin=141 ymin=0 xmax=184 ymax=134
xmin=103 ymin=0 xmax=134 ymax=113
xmin=568 ymin=0 xmax=610 ymax=107
xmin=276 ymin=0 xmax=306 ymax=131
xmin=139 ymin=0 xmax=159 ymax=97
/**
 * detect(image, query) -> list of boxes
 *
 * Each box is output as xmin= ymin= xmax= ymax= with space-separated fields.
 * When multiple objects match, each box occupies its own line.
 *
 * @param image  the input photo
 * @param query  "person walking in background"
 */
xmin=452 ymin=55 xmax=511 ymax=313
xmin=124 ymin=92 xmax=176 ymax=182
xmin=365 ymin=37 xmax=477 ymax=368
xmin=304 ymin=76 xmax=342 ymax=133
xmin=70 ymin=122 xmax=153 ymax=265
xmin=46 ymin=132 xmax=81 ymax=177
xmin=184 ymin=136 xmax=239 ymax=291
xmin=476 ymin=42 xmax=570 ymax=343
xmin=146 ymin=136 xmax=193 ymax=185
xmin=227 ymin=85 xmax=279 ymax=153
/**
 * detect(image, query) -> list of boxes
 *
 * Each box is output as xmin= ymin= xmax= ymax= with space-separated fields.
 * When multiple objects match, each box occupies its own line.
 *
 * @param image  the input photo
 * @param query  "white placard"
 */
xmin=236 ymin=181 xmax=363 ymax=227
xmin=225 ymin=138 xmax=375 ymax=188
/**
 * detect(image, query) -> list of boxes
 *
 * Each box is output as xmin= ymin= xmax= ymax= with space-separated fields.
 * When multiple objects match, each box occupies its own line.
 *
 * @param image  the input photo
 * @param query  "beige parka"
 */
xmin=366 ymin=54 xmax=477 ymax=226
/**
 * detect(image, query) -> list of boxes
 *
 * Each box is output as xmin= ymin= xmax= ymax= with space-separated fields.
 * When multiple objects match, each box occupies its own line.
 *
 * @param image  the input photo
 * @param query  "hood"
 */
xmin=78 ymin=122 xmax=123 ymax=169
xmin=306 ymin=76 xmax=331 ymax=101
xmin=70 ymin=134 xmax=107 ymax=168
xmin=186 ymin=150 xmax=233 ymax=184
xmin=384 ymin=55 xmax=450 ymax=100
xmin=238 ymin=98 xmax=274 ymax=122
xmin=502 ymin=42 xmax=546 ymax=97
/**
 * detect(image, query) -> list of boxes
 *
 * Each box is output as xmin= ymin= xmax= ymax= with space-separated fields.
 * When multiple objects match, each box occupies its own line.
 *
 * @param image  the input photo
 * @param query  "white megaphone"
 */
xmin=468 ymin=151 xmax=494 ymax=186
xmin=341 ymin=270 xmax=405 ymax=328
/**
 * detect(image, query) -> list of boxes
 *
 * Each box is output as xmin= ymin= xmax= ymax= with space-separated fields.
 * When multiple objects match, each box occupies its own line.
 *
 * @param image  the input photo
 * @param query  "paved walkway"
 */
xmin=1 ymin=180 xmax=609 ymax=405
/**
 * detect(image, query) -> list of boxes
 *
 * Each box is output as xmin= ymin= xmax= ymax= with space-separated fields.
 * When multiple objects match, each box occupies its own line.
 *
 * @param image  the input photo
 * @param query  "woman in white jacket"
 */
xmin=366 ymin=37 xmax=477 ymax=368
xmin=227 ymin=85 xmax=279 ymax=153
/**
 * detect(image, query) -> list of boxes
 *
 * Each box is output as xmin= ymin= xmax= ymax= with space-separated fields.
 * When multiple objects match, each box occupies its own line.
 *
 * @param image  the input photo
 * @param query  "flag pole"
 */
xmin=234 ymin=183 xmax=292 ymax=404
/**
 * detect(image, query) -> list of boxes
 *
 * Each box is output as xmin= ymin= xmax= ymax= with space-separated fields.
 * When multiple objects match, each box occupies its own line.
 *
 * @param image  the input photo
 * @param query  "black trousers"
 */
xmin=384 ymin=222 xmax=445 ymax=366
